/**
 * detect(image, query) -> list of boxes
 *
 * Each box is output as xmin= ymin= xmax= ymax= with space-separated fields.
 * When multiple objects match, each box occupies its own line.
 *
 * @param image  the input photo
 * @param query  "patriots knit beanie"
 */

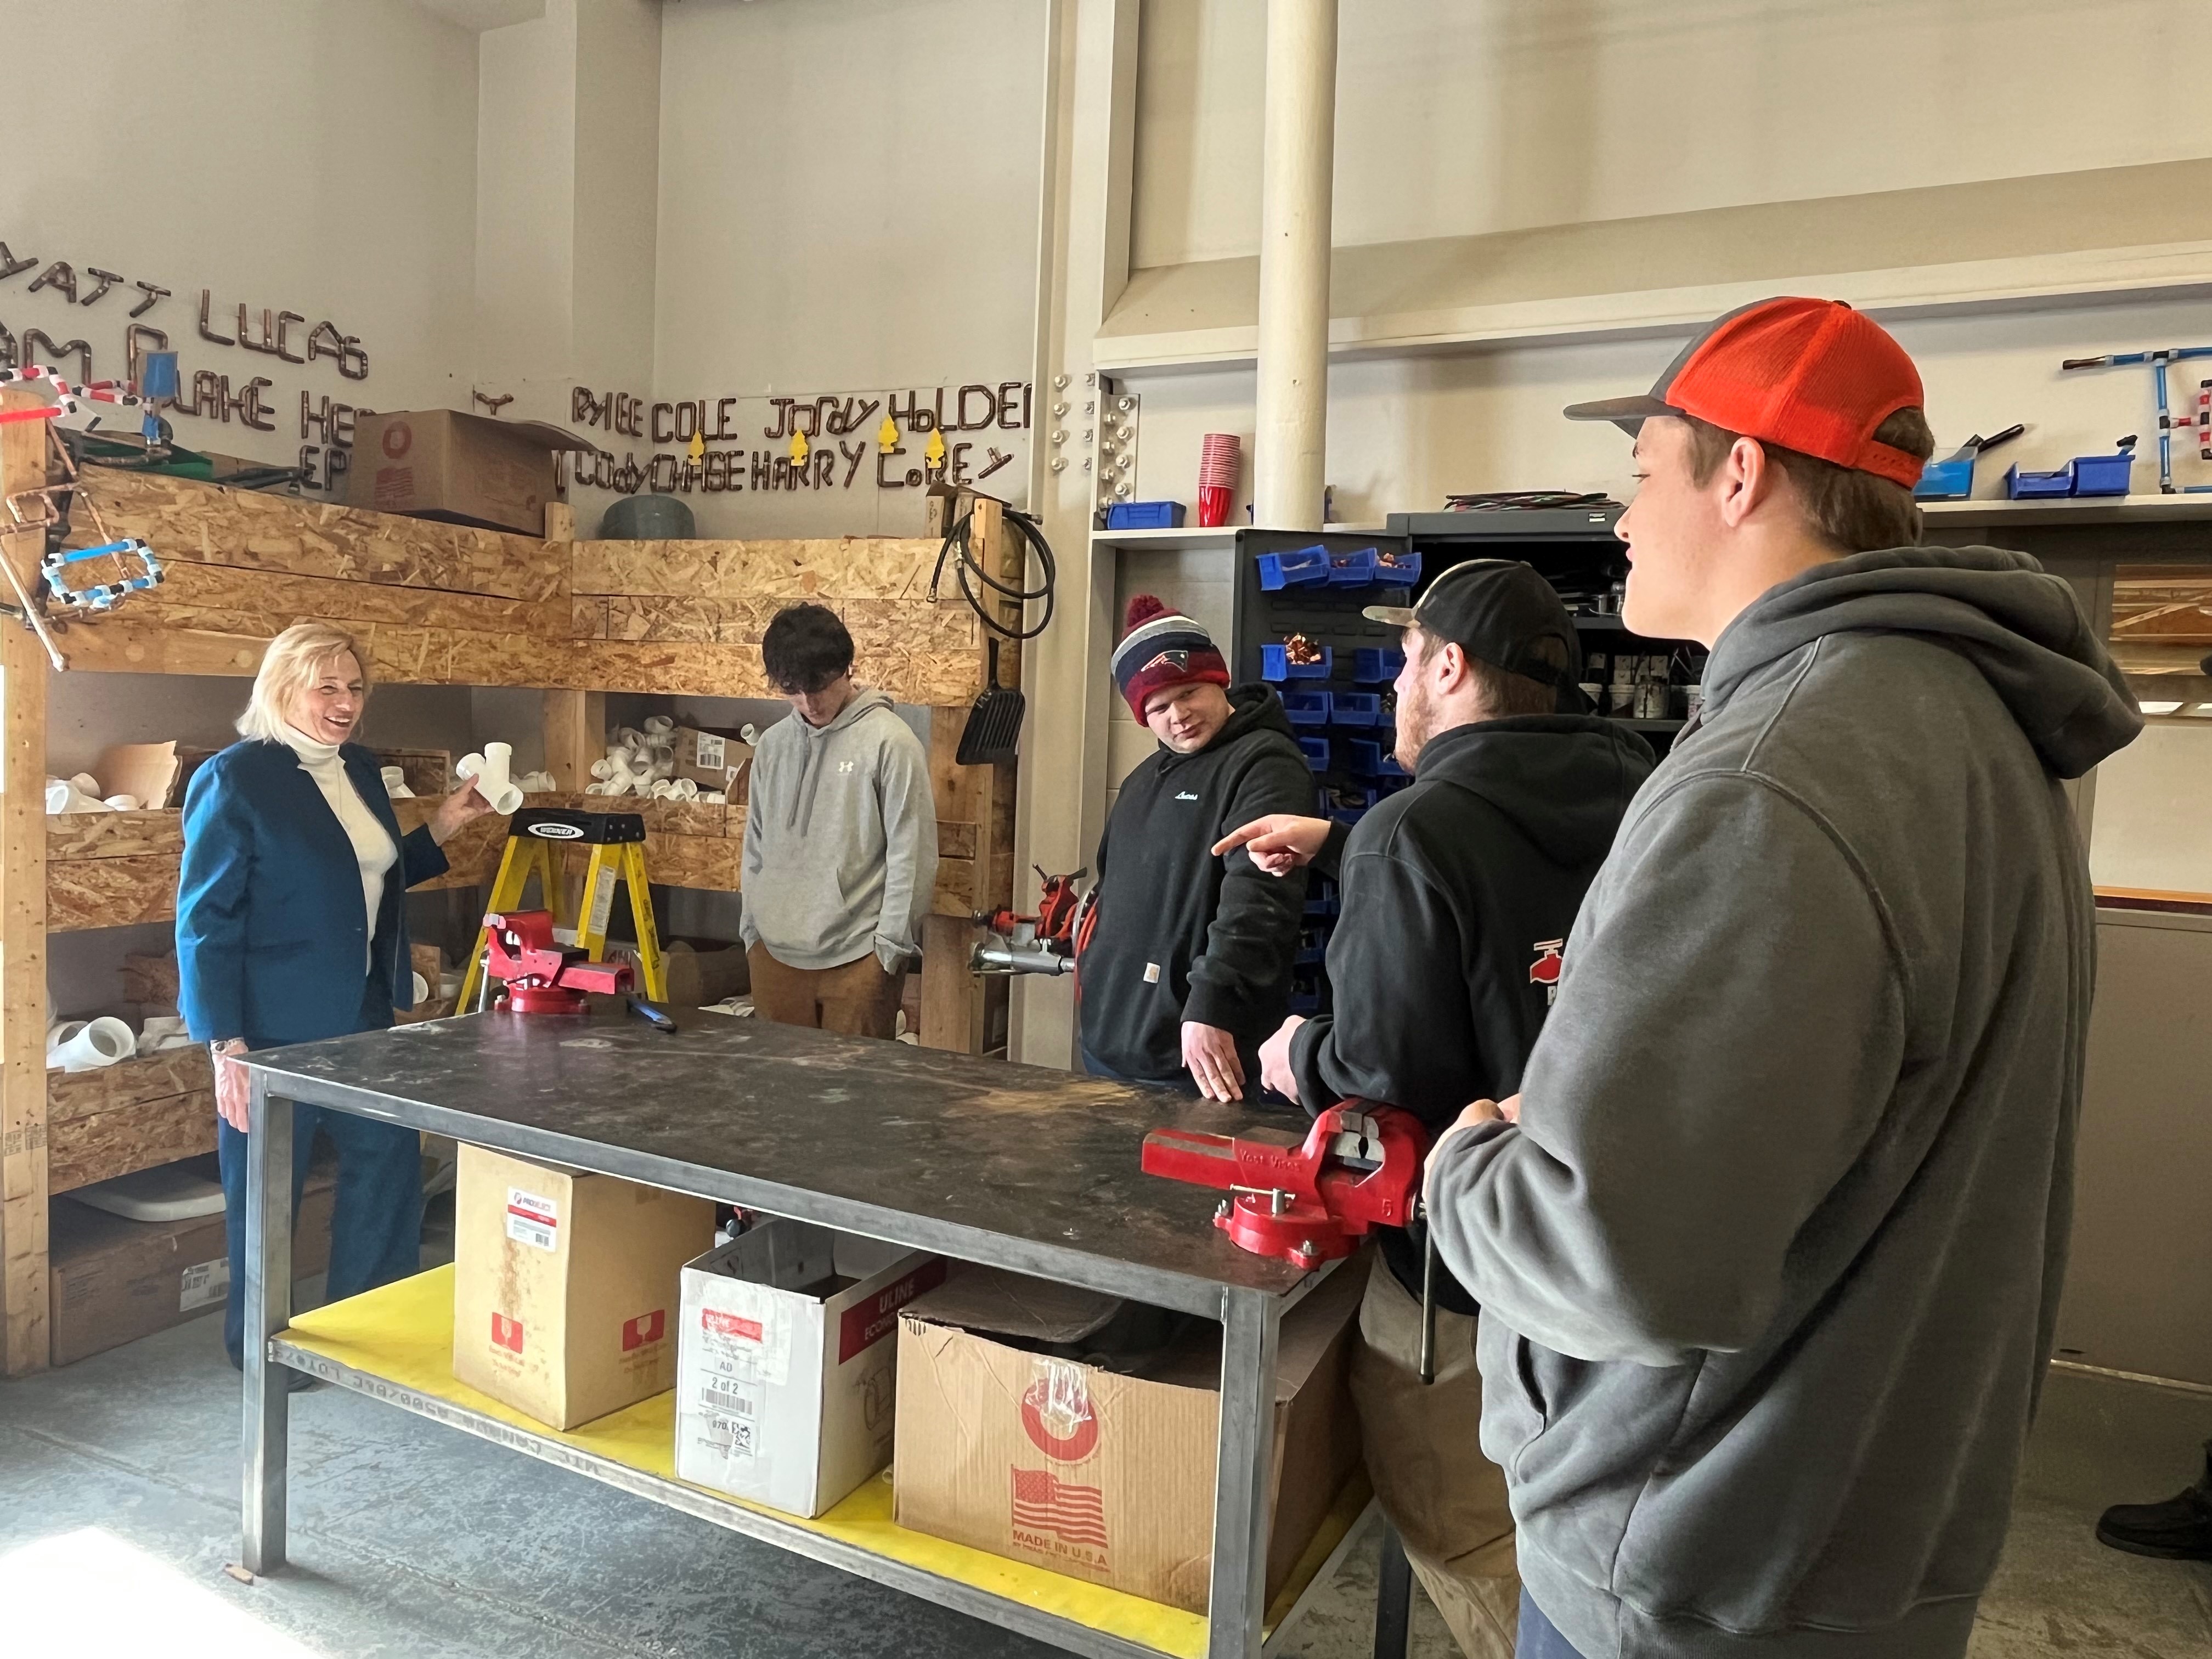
xmin=1112 ymin=595 xmax=1230 ymax=720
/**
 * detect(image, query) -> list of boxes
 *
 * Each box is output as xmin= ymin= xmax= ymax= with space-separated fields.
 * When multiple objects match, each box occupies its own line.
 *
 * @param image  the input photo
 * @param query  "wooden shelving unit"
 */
xmin=0 ymin=390 xmax=1019 ymax=1375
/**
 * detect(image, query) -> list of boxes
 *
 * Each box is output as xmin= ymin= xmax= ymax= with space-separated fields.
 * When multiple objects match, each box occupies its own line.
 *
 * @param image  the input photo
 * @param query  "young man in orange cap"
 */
xmin=1421 ymin=298 xmax=2142 ymax=1658
xmin=1080 ymin=596 xmax=1312 ymax=1099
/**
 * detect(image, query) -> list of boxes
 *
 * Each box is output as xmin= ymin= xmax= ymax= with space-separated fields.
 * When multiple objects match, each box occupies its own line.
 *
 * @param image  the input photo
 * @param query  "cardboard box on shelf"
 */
xmin=893 ymin=1256 xmax=1365 ymax=1614
xmin=48 ymin=1158 xmax=336 ymax=1367
xmin=349 ymin=410 xmax=598 ymax=537
xmin=452 ymin=1144 xmax=714 ymax=1430
xmin=674 ymin=1220 xmax=944 ymax=1517
xmin=669 ymin=726 xmax=753 ymax=795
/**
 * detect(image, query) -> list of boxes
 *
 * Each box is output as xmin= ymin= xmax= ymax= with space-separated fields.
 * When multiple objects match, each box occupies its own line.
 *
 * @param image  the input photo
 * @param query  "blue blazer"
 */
xmin=177 ymin=739 xmax=449 ymax=1048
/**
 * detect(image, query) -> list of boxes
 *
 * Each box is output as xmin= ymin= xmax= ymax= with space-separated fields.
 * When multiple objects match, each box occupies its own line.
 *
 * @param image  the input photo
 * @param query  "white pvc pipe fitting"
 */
xmin=380 ymin=766 xmax=414 ymax=798
xmin=48 ymin=1015 xmax=135 ymax=1072
xmin=643 ymin=715 xmax=674 ymax=737
xmin=46 ymin=779 xmax=110 ymax=814
xmin=456 ymin=741 xmax=523 ymax=814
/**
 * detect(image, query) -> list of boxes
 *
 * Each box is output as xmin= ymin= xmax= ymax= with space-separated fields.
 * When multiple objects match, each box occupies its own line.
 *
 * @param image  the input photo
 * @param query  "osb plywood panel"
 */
xmin=73 ymin=468 xmax=565 ymax=602
xmin=46 ymin=808 xmax=182 ymax=861
xmin=582 ymin=595 xmax=978 ymax=654
xmin=121 ymin=951 xmax=179 ymax=1011
xmin=48 ymin=1091 xmax=215 ymax=1193
xmin=48 ymin=1047 xmax=213 ymax=1125
xmin=931 ymin=856 xmax=976 ymax=916
xmin=142 ymin=558 xmax=565 ymax=637
xmin=49 ymin=851 xmax=176 ymax=932
xmin=60 ymin=623 xmax=982 ymax=704
xmin=572 ymin=538 xmax=941 ymax=601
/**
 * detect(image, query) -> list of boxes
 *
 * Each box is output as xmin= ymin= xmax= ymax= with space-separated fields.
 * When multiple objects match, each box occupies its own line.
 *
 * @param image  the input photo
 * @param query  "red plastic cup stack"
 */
xmin=1198 ymin=433 xmax=1240 ymax=527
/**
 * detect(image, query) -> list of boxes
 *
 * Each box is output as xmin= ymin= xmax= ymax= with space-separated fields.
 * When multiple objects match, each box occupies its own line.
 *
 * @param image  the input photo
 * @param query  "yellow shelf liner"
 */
xmin=283 ymin=1266 xmax=1368 ymax=1659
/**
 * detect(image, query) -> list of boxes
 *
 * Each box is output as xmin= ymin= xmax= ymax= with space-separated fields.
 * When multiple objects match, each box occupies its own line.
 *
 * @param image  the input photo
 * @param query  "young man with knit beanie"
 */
xmin=1421 ymin=298 xmax=2142 ymax=1658
xmin=1079 ymin=596 xmax=1311 ymax=1099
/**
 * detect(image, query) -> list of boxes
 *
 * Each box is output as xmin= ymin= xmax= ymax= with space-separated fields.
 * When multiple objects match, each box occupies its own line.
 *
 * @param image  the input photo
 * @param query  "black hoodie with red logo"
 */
xmin=1288 ymin=713 xmax=1655 ymax=1308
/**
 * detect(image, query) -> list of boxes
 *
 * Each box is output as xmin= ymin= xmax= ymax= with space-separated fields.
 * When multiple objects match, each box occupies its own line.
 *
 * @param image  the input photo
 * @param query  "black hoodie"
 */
xmin=1289 ymin=713 xmax=1655 ymax=1308
xmin=1429 ymin=548 xmax=2142 ymax=1659
xmin=1080 ymin=685 xmax=1314 ymax=1082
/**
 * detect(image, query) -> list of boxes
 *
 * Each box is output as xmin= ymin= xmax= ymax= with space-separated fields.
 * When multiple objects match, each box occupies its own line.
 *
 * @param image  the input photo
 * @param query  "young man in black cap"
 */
xmin=1079 ymin=595 xmax=1312 ymax=1099
xmin=1423 ymin=298 xmax=2141 ymax=1658
xmin=1216 ymin=560 xmax=1653 ymax=1658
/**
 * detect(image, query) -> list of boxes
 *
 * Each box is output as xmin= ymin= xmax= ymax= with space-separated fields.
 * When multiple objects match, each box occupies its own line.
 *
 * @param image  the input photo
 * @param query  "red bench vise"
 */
xmin=482 ymin=909 xmax=633 ymax=1015
xmin=1139 ymin=1102 xmax=1427 ymax=1270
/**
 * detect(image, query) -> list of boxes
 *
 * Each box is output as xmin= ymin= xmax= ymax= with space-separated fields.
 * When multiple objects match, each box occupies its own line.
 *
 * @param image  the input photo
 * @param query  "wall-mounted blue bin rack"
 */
xmin=1282 ymin=689 xmax=1332 ymax=726
xmin=1256 ymin=544 xmax=1331 ymax=590
xmin=1347 ymin=738 xmax=1383 ymax=775
xmin=1331 ymin=692 xmax=1381 ymax=726
xmin=1297 ymin=736 xmax=1332 ymax=770
xmin=1288 ymin=981 xmax=1322 ymax=1015
xmin=1104 ymin=500 xmax=1186 ymax=530
xmin=1327 ymin=547 xmax=1379 ymax=586
xmin=1304 ymin=884 xmax=1338 ymax=918
xmin=1353 ymin=648 xmax=1405 ymax=684
xmin=1294 ymin=933 xmax=1328 ymax=967
xmin=1371 ymin=550 xmax=1422 ymax=586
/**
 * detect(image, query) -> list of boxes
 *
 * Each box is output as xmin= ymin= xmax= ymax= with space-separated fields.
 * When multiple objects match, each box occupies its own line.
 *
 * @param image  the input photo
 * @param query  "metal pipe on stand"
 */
xmin=1254 ymin=0 xmax=1339 ymax=532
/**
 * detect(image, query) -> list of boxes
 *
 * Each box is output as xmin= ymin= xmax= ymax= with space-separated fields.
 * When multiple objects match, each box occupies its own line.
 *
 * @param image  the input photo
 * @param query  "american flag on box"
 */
xmin=1011 ymin=1467 xmax=1109 ymax=1549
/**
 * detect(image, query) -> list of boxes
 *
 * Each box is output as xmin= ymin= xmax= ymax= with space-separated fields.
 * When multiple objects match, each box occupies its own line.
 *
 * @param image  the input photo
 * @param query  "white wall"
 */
xmin=650 ymin=0 xmax=1046 ymax=537
xmin=1133 ymin=0 xmax=2212 ymax=267
xmin=2090 ymin=722 xmax=2212 ymax=894
xmin=0 ymin=0 xmax=482 ymax=489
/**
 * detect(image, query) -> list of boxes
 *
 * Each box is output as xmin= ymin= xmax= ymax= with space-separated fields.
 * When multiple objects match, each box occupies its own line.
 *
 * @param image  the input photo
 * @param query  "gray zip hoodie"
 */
xmin=1427 ymin=547 xmax=2141 ymax=1659
xmin=740 ymin=689 xmax=938 ymax=973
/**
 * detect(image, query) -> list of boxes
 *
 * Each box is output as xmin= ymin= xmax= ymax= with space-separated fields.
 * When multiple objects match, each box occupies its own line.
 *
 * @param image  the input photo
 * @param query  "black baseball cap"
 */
xmin=1363 ymin=560 xmax=1581 ymax=692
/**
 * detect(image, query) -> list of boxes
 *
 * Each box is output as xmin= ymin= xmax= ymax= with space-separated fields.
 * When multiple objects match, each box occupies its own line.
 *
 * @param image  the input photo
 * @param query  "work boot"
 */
xmin=2096 ymin=1441 xmax=2212 ymax=1560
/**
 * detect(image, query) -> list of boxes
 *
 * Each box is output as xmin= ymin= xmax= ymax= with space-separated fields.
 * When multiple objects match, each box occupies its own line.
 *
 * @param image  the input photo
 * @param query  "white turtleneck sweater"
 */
xmin=276 ymin=725 xmax=398 ymax=972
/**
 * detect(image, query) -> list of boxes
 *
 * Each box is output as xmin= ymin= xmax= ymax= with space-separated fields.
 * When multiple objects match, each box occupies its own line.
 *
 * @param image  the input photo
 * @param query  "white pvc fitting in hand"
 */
xmin=48 ymin=1015 xmax=135 ymax=1073
xmin=456 ymin=741 xmax=523 ymax=814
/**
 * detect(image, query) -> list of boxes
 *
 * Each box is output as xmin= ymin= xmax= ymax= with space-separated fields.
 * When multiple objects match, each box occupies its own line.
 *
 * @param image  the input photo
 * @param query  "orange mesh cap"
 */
xmin=1564 ymin=297 xmax=1927 ymax=487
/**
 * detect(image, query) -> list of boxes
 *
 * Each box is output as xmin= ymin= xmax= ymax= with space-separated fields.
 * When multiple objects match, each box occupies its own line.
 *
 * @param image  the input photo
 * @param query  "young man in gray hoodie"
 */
xmin=1423 ymin=298 xmax=2142 ymax=1659
xmin=741 ymin=603 xmax=937 ymax=1039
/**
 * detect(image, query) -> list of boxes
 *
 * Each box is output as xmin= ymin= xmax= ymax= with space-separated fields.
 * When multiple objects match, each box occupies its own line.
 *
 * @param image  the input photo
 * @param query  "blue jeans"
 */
xmin=1518 ymin=1590 xmax=1586 ymax=1658
xmin=218 ymin=1100 xmax=424 ymax=1368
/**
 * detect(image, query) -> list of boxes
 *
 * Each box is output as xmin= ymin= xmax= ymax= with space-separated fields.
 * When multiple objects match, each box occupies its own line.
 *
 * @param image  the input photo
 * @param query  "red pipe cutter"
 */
xmin=482 ymin=910 xmax=633 ymax=1015
xmin=1140 ymin=1102 xmax=1427 ymax=1271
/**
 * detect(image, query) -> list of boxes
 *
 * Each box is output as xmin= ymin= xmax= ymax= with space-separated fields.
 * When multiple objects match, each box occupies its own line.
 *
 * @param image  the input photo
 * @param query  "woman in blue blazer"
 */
xmin=178 ymin=622 xmax=493 ymax=1372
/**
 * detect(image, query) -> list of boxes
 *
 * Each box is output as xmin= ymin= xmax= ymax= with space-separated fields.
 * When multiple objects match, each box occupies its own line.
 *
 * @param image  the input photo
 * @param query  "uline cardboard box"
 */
xmin=48 ymin=1161 xmax=336 ymax=1367
xmin=674 ymin=1220 xmax=944 ymax=1517
xmin=351 ymin=409 xmax=596 ymax=536
xmin=670 ymin=726 xmax=754 ymax=795
xmin=894 ymin=1255 xmax=1364 ymax=1613
xmin=453 ymin=1144 xmax=714 ymax=1429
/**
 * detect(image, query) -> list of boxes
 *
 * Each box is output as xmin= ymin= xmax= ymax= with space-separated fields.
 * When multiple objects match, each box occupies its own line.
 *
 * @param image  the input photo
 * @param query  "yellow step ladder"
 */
xmin=456 ymin=806 xmax=668 ymax=1009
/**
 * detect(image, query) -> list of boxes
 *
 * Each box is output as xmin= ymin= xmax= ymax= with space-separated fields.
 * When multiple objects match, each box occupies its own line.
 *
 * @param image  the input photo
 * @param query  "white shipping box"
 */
xmin=675 ymin=1220 xmax=943 ymax=1517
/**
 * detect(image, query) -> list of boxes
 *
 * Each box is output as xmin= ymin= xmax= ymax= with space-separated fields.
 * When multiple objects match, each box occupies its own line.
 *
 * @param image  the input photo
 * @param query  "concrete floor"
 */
xmin=3 ymin=1287 xmax=2209 ymax=1658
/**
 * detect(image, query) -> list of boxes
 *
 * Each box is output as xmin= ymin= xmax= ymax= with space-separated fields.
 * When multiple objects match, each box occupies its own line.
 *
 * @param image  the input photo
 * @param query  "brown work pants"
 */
xmin=1353 ymin=1262 xmax=1520 ymax=1658
xmin=746 ymin=945 xmax=904 ymax=1040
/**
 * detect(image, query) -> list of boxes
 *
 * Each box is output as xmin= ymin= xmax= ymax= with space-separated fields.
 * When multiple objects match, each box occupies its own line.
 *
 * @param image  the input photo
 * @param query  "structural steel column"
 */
xmin=1254 ymin=0 xmax=1339 ymax=531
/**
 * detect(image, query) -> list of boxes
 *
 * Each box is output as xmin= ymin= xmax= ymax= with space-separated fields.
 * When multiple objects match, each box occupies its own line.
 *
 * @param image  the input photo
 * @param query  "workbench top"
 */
xmin=243 ymin=1008 xmax=1313 ymax=1313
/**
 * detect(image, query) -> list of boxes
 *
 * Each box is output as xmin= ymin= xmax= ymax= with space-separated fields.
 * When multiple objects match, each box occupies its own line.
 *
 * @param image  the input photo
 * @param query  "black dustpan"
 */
xmin=958 ymin=637 xmax=1025 ymax=765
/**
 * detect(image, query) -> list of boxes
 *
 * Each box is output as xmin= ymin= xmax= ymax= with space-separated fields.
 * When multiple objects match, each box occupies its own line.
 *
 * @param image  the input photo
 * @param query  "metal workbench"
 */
xmin=237 ymin=1006 xmax=1342 ymax=1659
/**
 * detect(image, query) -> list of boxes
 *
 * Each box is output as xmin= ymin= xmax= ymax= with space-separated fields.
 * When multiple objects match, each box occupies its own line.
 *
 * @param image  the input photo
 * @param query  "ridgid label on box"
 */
xmin=506 ymin=1188 xmax=559 ymax=1251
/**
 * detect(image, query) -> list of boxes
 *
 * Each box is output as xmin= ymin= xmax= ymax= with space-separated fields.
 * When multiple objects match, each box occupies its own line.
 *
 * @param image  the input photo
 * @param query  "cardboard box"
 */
xmin=452 ymin=1144 xmax=715 ymax=1429
xmin=674 ymin=1220 xmax=945 ymax=1517
xmin=893 ymin=1256 xmax=1364 ymax=1613
xmin=349 ymin=410 xmax=596 ymax=536
xmin=48 ymin=1159 xmax=336 ymax=1367
xmin=669 ymin=726 xmax=754 ymax=795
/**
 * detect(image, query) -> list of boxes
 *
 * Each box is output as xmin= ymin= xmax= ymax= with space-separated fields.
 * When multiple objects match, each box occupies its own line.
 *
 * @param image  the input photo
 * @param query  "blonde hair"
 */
xmin=237 ymin=623 xmax=371 ymax=743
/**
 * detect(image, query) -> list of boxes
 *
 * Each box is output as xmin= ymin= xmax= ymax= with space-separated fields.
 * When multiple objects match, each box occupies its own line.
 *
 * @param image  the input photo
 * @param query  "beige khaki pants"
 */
xmin=1352 ymin=1260 xmax=1520 ymax=1659
xmin=746 ymin=945 xmax=904 ymax=1039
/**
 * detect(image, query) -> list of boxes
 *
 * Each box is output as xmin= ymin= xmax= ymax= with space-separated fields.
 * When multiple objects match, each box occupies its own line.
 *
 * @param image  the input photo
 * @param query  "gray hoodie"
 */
xmin=1428 ymin=547 xmax=2141 ymax=1659
xmin=740 ymin=689 xmax=938 ymax=973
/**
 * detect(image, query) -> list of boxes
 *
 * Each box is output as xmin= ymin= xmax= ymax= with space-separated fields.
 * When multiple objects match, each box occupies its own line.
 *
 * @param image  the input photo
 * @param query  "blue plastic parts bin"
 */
xmin=1288 ymin=983 xmax=1322 ymax=1015
xmin=1331 ymin=692 xmax=1381 ymax=726
xmin=1378 ymin=754 xmax=1410 ymax=778
xmin=1282 ymin=646 xmax=1333 ymax=679
xmin=1371 ymin=550 xmax=1422 ymax=586
xmin=1104 ymin=500 xmax=1186 ymax=530
xmin=2070 ymin=452 xmax=2134 ymax=496
xmin=1255 ymin=544 xmax=1331 ymax=591
xmin=1294 ymin=933 xmax=1327 ymax=967
xmin=1282 ymin=690 xmax=1332 ymax=726
xmin=1304 ymin=885 xmax=1338 ymax=918
xmin=1327 ymin=547 xmax=1378 ymax=586
xmin=1347 ymin=738 xmax=1383 ymax=775
xmin=2004 ymin=464 xmax=2074 ymax=499
xmin=1915 ymin=455 xmax=1974 ymax=501
xmin=1353 ymin=648 xmax=1405 ymax=684
xmin=1297 ymin=736 xmax=1331 ymax=770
